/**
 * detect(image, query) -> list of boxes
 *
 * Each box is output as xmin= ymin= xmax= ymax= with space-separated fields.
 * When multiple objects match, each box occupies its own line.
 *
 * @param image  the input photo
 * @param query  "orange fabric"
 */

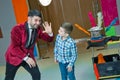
xmin=98 ymin=53 xmax=106 ymax=64
xmin=12 ymin=0 xmax=28 ymax=24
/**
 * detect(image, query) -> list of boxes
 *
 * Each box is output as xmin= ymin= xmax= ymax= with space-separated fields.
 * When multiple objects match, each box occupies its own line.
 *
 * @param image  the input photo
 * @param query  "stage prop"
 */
xmin=93 ymin=54 xmax=120 ymax=80
xmin=88 ymin=27 xmax=103 ymax=41
xmin=88 ymin=11 xmax=103 ymax=42
xmin=97 ymin=53 xmax=106 ymax=64
xmin=87 ymin=36 xmax=120 ymax=80
xmin=97 ymin=12 xmax=103 ymax=28
xmin=87 ymin=0 xmax=120 ymax=79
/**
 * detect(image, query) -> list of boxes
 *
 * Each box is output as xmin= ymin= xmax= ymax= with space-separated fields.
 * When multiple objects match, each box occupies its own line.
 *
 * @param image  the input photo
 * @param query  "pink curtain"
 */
xmin=100 ymin=0 xmax=119 ymax=27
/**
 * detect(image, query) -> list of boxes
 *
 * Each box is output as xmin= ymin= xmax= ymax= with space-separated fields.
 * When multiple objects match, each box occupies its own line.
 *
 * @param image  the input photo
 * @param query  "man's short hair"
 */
xmin=28 ymin=9 xmax=42 ymax=18
xmin=61 ymin=22 xmax=73 ymax=34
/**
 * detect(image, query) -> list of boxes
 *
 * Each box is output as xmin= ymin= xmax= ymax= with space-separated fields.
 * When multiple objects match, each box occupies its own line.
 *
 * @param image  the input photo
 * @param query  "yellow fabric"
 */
xmin=107 ymin=41 xmax=120 ymax=45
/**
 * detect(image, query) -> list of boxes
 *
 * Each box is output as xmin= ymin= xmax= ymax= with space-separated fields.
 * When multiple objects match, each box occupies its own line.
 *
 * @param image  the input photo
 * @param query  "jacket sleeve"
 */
xmin=10 ymin=26 xmax=27 ymax=59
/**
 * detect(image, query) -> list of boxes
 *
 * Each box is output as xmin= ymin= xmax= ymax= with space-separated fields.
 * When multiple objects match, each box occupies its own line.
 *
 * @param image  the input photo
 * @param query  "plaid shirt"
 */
xmin=54 ymin=34 xmax=78 ymax=67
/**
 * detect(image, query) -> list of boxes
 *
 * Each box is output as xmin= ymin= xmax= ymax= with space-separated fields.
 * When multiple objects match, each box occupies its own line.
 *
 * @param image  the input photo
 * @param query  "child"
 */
xmin=54 ymin=22 xmax=78 ymax=80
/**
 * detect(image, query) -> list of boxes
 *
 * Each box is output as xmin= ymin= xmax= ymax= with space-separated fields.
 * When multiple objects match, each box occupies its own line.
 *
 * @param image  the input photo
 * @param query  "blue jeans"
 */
xmin=59 ymin=62 xmax=76 ymax=80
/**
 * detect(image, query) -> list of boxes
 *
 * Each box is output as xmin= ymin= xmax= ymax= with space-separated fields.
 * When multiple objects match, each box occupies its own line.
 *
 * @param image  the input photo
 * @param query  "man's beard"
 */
xmin=31 ymin=24 xmax=38 ymax=29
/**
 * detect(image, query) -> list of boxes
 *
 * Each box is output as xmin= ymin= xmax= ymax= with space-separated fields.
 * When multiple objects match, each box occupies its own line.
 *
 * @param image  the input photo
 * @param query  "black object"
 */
xmin=93 ymin=54 xmax=119 ymax=63
xmin=87 ymin=36 xmax=120 ymax=49
xmin=97 ymin=61 xmax=120 ymax=77
xmin=93 ymin=54 xmax=120 ymax=78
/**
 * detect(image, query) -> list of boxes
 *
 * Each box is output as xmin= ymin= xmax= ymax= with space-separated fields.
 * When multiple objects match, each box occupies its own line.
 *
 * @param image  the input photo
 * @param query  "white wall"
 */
xmin=116 ymin=0 xmax=120 ymax=21
xmin=115 ymin=0 xmax=120 ymax=35
xmin=0 ymin=0 xmax=16 ymax=65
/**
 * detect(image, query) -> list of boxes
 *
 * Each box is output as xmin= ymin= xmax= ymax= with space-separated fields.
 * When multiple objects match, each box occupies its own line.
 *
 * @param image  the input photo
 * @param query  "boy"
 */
xmin=54 ymin=22 xmax=78 ymax=80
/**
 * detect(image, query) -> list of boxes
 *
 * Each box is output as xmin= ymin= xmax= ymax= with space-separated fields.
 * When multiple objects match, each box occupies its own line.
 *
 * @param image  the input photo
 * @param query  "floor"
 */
xmin=0 ymin=42 xmax=120 ymax=80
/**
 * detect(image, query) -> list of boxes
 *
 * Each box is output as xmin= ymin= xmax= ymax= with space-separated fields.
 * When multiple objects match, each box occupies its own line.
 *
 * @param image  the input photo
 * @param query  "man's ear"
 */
xmin=28 ymin=16 xmax=31 ymax=20
xmin=28 ymin=17 xmax=32 ymax=23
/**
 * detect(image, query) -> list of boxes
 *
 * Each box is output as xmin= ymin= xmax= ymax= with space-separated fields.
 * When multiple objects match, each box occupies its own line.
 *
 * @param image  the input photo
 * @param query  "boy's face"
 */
xmin=58 ymin=27 xmax=67 ymax=37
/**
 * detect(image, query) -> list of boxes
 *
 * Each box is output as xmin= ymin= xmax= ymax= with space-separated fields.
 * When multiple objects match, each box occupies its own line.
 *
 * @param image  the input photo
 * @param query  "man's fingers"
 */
xmin=28 ymin=63 xmax=32 ymax=68
xmin=42 ymin=23 xmax=45 ymax=28
xmin=29 ymin=62 xmax=36 ymax=68
xmin=42 ymin=22 xmax=51 ymax=28
xmin=26 ymin=58 xmax=36 ymax=68
xmin=42 ymin=31 xmax=46 ymax=33
xmin=30 ymin=61 xmax=36 ymax=68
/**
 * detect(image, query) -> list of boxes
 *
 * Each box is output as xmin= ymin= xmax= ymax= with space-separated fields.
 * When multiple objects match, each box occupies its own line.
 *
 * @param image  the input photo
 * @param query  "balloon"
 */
xmin=74 ymin=24 xmax=90 ymax=36
xmin=88 ymin=12 xmax=97 ymax=27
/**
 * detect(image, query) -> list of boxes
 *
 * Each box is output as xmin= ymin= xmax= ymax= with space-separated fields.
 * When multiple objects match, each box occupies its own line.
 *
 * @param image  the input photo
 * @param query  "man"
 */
xmin=5 ymin=9 xmax=54 ymax=80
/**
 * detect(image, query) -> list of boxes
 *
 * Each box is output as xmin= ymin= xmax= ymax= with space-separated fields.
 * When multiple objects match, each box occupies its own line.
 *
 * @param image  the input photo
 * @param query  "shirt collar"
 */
xmin=28 ymin=24 xmax=32 ymax=29
xmin=60 ymin=35 xmax=70 ymax=41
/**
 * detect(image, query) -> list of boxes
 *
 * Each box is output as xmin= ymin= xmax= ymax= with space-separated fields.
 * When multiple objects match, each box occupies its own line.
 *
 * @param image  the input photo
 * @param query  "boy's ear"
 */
xmin=66 ymin=33 xmax=69 ymax=36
